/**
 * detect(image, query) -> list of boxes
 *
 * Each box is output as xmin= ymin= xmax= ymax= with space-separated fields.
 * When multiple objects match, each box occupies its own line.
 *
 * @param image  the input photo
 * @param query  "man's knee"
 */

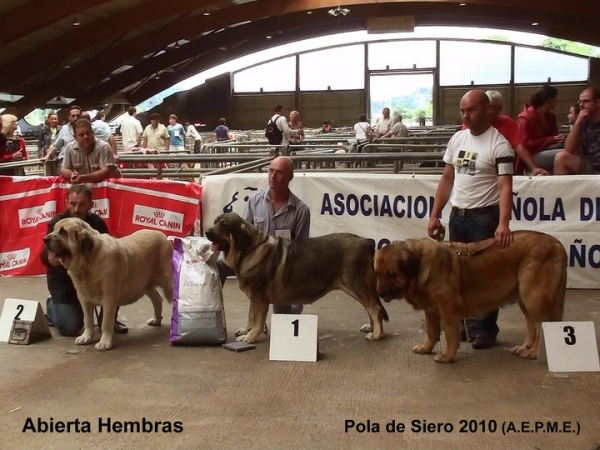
xmin=553 ymin=151 xmax=579 ymax=174
xmin=53 ymin=315 xmax=83 ymax=337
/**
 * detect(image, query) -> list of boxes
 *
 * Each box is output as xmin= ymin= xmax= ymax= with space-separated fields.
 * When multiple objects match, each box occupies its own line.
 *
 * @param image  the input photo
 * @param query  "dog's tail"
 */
xmin=377 ymin=296 xmax=390 ymax=322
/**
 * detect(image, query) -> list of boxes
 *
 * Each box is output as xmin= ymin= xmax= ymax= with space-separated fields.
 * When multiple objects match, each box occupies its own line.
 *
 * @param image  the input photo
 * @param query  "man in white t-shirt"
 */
xmin=119 ymin=106 xmax=143 ymax=149
xmin=428 ymin=90 xmax=515 ymax=351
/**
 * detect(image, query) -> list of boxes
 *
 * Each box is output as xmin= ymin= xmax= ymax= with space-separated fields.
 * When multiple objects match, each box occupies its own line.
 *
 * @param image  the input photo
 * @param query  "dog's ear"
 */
xmin=398 ymin=245 xmax=420 ymax=280
xmin=78 ymin=229 xmax=95 ymax=254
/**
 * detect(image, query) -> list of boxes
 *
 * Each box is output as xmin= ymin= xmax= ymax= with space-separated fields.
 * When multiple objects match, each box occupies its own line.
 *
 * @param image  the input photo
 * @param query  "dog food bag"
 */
xmin=169 ymin=237 xmax=227 ymax=345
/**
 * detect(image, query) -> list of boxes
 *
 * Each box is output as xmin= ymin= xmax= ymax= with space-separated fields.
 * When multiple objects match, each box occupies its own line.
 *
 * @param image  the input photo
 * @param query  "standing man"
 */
xmin=266 ymin=105 xmax=290 ymax=154
xmin=185 ymin=121 xmax=202 ymax=153
xmin=91 ymin=111 xmax=118 ymax=159
xmin=217 ymin=156 xmax=310 ymax=315
xmin=142 ymin=113 xmax=169 ymax=151
xmin=41 ymin=105 xmax=82 ymax=166
xmin=167 ymin=114 xmax=186 ymax=152
xmin=428 ymin=90 xmax=514 ymax=350
xmin=41 ymin=185 xmax=127 ymax=335
xmin=214 ymin=118 xmax=231 ymax=142
xmin=119 ymin=106 xmax=143 ymax=149
xmin=60 ymin=119 xmax=120 ymax=183
xmin=554 ymin=86 xmax=600 ymax=174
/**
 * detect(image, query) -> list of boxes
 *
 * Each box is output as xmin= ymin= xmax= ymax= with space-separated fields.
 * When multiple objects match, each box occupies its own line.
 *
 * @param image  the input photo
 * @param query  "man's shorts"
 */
xmin=579 ymin=158 xmax=600 ymax=174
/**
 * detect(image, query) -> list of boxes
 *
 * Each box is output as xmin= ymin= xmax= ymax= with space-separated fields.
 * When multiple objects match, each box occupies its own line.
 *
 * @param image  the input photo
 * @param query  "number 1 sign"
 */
xmin=269 ymin=314 xmax=318 ymax=362
xmin=539 ymin=321 xmax=600 ymax=372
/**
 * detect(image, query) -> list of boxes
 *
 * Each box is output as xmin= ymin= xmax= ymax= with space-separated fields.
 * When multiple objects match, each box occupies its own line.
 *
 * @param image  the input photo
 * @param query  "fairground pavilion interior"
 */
xmin=1 ymin=1 xmax=599 ymax=450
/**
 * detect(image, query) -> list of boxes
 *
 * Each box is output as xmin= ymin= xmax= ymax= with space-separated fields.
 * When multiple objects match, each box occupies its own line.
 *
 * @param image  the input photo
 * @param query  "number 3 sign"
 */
xmin=269 ymin=314 xmax=318 ymax=362
xmin=539 ymin=321 xmax=600 ymax=372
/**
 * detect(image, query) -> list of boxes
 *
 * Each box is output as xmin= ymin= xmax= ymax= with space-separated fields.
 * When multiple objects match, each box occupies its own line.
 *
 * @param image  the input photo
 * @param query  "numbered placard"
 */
xmin=539 ymin=321 xmax=600 ymax=372
xmin=269 ymin=314 xmax=318 ymax=362
xmin=0 ymin=298 xmax=52 ymax=344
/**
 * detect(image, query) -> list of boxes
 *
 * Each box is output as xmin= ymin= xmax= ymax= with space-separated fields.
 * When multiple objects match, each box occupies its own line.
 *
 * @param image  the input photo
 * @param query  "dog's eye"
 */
xmin=58 ymin=228 xmax=67 ymax=236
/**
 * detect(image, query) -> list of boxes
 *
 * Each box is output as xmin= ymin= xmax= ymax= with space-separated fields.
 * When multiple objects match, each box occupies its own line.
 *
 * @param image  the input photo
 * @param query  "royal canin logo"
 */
xmin=0 ymin=248 xmax=30 ymax=272
xmin=18 ymin=200 xmax=57 ymax=228
xmin=90 ymin=198 xmax=110 ymax=219
xmin=132 ymin=205 xmax=183 ymax=233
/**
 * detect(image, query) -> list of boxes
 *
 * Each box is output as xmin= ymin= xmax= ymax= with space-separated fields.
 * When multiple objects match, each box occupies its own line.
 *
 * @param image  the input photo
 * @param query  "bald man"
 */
xmin=428 ymin=90 xmax=515 ymax=351
xmin=217 ymin=156 xmax=311 ymax=315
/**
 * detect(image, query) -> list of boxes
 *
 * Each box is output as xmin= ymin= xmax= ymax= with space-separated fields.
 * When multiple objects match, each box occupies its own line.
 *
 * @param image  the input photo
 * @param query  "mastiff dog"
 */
xmin=205 ymin=212 xmax=389 ymax=344
xmin=44 ymin=217 xmax=174 ymax=351
xmin=374 ymin=230 xmax=567 ymax=363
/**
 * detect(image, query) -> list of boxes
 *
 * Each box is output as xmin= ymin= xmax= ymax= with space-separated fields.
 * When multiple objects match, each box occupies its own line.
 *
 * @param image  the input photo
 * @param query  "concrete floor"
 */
xmin=0 ymin=276 xmax=599 ymax=450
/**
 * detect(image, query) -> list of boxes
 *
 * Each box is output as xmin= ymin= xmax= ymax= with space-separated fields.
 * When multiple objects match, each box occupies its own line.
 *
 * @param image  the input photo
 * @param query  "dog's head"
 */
xmin=205 ymin=212 xmax=259 ymax=257
xmin=374 ymin=241 xmax=420 ymax=302
xmin=43 ymin=217 xmax=96 ymax=268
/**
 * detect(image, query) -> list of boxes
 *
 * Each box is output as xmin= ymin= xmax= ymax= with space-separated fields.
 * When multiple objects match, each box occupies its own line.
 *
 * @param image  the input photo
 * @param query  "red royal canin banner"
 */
xmin=0 ymin=176 xmax=202 ymax=276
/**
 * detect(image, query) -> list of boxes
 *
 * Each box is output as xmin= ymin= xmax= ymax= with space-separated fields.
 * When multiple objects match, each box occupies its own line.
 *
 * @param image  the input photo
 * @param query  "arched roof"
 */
xmin=0 ymin=0 xmax=597 ymax=117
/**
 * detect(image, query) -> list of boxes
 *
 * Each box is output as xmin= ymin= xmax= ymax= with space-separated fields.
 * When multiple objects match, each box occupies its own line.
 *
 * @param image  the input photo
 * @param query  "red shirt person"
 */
xmin=462 ymin=91 xmax=548 ymax=176
xmin=0 ymin=114 xmax=28 ymax=176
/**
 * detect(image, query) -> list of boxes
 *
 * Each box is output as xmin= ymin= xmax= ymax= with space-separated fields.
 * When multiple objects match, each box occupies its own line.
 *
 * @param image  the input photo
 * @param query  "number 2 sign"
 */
xmin=0 ymin=298 xmax=52 ymax=344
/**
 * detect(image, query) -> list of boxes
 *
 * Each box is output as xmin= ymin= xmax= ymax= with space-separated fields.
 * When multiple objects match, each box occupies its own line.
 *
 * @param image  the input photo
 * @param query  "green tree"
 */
xmin=485 ymin=35 xmax=511 ymax=43
xmin=541 ymin=38 xmax=600 ymax=57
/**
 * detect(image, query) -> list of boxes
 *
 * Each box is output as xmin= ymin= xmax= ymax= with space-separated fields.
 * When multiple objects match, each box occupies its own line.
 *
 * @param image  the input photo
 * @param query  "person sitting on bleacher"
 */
xmin=461 ymin=91 xmax=548 ymax=176
xmin=554 ymin=86 xmax=600 ymax=175
xmin=382 ymin=114 xmax=408 ymax=138
xmin=516 ymin=84 xmax=567 ymax=173
xmin=0 ymin=114 xmax=28 ymax=176
xmin=373 ymin=107 xmax=393 ymax=138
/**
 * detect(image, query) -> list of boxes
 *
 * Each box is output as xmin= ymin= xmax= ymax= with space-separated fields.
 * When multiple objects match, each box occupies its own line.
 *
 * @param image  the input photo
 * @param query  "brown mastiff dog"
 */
xmin=205 ymin=212 xmax=389 ymax=344
xmin=44 ymin=217 xmax=174 ymax=351
xmin=374 ymin=230 xmax=567 ymax=363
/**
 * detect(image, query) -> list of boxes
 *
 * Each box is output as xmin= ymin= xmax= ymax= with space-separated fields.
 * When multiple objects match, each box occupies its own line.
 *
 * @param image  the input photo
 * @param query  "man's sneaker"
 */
xmin=45 ymin=314 xmax=54 ymax=328
xmin=472 ymin=334 xmax=496 ymax=350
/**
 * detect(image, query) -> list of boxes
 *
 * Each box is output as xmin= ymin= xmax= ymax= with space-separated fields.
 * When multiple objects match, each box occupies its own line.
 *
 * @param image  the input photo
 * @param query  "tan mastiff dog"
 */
xmin=374 ymin=230 xmax=567 ymax=363
xmin=44 ymin=217 xmax=174 ymax=351
xmin=205 ymin=212 xmax=389 ymax=344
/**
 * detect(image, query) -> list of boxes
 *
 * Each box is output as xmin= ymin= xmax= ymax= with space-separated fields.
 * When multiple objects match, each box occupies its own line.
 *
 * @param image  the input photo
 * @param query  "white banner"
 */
xmin=202 ymin=173 xmax=600 ymax=289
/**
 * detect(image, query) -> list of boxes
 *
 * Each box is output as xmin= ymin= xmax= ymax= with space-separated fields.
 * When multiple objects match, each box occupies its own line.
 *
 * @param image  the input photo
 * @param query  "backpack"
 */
xmin=265 ymin=115 xmax=284 ymax=145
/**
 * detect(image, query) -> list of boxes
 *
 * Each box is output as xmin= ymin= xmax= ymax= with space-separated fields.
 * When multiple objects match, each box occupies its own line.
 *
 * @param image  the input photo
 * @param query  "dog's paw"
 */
xmin=75 ymin=334 xmax=93 ymax=346
xmin=235 ymin=334 xmax=257 ymax=344
xmin=234 ymin=327 xmax=249 ymax=337
xmin=519 ymin=349 xmax=538 ymax=360
xmin=364 ymin=331 xmax=384 ymax=341
xmin=360 ymin=323 xmax=373 ymax=333
xmin=95 ymin=339 xmax=113 ymax=351
xmin=433 ymin=352 xmax=455 ymax=364
xmin=510 ymin=345 xmax=528 ymax=357
xmin=146 ymin=317 xmax=162 ymax=327
xmin=412 ymin=343 xmax=435 ymax=354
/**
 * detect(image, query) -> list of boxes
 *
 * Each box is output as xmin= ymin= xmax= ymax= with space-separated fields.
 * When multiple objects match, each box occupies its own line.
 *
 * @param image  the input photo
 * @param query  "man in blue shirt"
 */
xmin=167 ymin=114 xmax=185 ymax=152
xmin=217 ymin=156 xmax=310 ymax=315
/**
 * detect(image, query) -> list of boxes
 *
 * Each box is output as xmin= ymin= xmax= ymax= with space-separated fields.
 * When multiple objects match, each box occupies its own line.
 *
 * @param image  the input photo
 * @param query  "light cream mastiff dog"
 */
xmin=44 ymin=217 xmax=174 ymax=351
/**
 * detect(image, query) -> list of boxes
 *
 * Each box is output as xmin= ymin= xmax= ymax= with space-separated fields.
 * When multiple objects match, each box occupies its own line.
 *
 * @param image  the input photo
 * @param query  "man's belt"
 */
xmin=451 ymin=204 xmax=499 ymax=218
